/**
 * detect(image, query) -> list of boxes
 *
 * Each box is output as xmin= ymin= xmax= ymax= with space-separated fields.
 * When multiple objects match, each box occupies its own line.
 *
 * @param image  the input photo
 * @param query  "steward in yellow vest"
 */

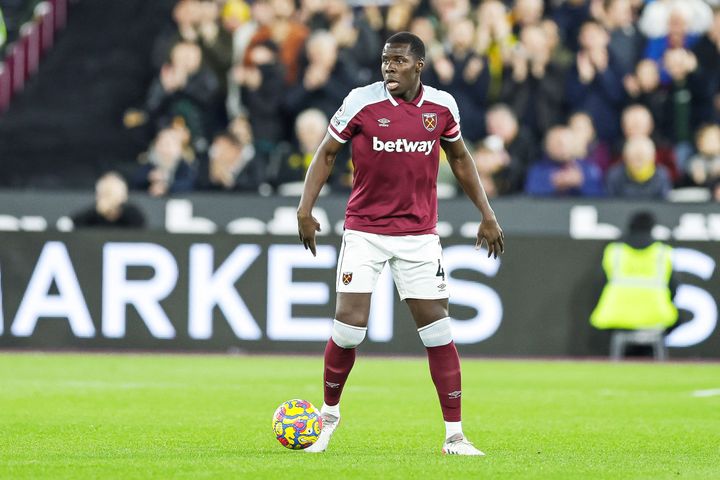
xmin=590 ymin=212 xmax=678 ymax=330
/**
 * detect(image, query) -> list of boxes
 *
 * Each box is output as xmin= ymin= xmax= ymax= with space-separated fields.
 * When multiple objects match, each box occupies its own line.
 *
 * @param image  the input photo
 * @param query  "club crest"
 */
xmin=422 ymin=112 xmax=437 ymax=132
xmin=342 ymin=272 xmax=353 ymax=285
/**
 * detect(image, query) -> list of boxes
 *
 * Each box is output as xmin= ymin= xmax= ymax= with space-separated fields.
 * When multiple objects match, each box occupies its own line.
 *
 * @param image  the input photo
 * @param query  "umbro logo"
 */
xmin=437 ymin=283 xmax=446 ymax=291
xmin=378 ymin=118 xmax=390 ymax=127
xmin=325 ymin=381 xmax=340 ymax=389
xmin=448 ymin=390 xmax=461 ymax=399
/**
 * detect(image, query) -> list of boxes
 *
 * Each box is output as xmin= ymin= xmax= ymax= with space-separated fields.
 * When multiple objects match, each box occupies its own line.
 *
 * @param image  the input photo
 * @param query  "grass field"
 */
xmin=1 ymin=353 xmax=719 ymax=479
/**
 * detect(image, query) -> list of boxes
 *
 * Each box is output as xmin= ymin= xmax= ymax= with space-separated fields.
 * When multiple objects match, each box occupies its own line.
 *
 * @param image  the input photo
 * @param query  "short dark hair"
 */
xmin=628 ymin=211 xmax=656 ymax=234
xmin=385 ymin=31 xmax=425 ymax=60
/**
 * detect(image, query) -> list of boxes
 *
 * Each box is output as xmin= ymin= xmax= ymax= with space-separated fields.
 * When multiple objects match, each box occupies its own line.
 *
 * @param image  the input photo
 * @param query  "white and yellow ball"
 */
xmin=272 ymin=399 xmax=322 ymax=449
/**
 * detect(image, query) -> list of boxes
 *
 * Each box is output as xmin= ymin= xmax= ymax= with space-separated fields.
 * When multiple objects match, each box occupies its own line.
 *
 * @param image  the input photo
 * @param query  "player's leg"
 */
xmin=406 ymin=299 xmax=484 ymax=455
xmin=322 ymin=292 xmax=371 ymax=413
xmin=390 ymin=234 xmax=484 ymax=455
xmin=307 ymin=230 xmax=386 ymax=453
xmin=306 ymin=292 xmax=371 ymax=453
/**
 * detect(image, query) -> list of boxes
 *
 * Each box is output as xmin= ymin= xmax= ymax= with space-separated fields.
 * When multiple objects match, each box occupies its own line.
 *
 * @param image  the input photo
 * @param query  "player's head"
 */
xmin=382 ymin=32 xmax=425 ymax=99
xmin=627 ymin=211 xmax=656 ymax=235
xmin=95 ymin=172 xmax=128 ymax=216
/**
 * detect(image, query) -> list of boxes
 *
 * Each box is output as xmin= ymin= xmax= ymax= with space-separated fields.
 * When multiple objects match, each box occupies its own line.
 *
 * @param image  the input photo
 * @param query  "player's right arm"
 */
xmin=297 ymin=133 xmax=344 ymax=256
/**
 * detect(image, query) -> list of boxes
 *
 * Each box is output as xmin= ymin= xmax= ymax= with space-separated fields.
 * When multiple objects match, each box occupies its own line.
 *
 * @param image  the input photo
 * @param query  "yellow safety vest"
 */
xmin=590 ymin=242 xmax=677 ymax=330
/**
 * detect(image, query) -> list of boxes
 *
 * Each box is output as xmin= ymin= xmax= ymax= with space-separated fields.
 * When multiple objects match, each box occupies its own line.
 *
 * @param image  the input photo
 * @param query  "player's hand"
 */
xmin=298 ymin=214 xmax=321 ymax=256
xmin=476 ymin=217 xmax=504 ymax=259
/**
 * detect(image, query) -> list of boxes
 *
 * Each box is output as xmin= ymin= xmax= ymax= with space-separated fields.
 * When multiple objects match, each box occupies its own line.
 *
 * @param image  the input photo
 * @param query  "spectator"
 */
xmin=525 ymin=125 xmax=605 ymax=197
xmin=606 ymin=136 xmax=672 ymax=198
xmin=501 ymin=24 xmax=567 ymax=139
xmin=225 ymin=0 xmax=275 ymax=119
xmin=145 ymin=40 xmax=221 ymax=143
xmin=284 ymin=30 xmax=358 ymax=121
xmin=551 ymin=0 xmax=592 ymax=53
xmin=660 ymin=47 xmax=706 ymax=169
xmin=599 ymin=0 xmax=646 ymax=76
xmin=384 ymin=0 xmax=420 ymax=34
xmin=245 ymin=0 xmax=309 ymax=86
xmin=228 ymin=114 xmax=255 ymax=153
xmin=430 ymin=0 xmax=472 ymax=34
xmin=409 ymin=16 xmax=444 ymax=63
xmin=623 ymin=59 xmax=666 ymax=126
xmin=686 ymin=124 xmax=720 ymax=190
xmin=485 ymin=104 xmax=537 ymax=194
xmin=474 ymin=0 xmax=516 ymax=103
xmin=195 ymin=0 xmax=234 ymax=91
xmin=198 ymin=131 xmax=260 ymax=191
xmin=590 ymin=211 xmax=678 ymax=334
xmin=152 ymin=0 xmax=202 ymax=71
xmin=132 ymin=128 xmax=197 ymax=196
xmin=511 ymin=0 xmax=544 ymax=34
xmin=268 ymin=108 xmax=340 ymax=189
xmin=566 ymin=20 xmax=625 ymax=143
xmin=71 ymin=172 xmax=146 ymax=228
xmin=638 ymin=0 xmax=711 ymax=39
xmin=643 ymin=4 xmax=701 ymax=86
xmin=473 ymin=134 xmax=511 ymax=198
xmin=424 ymin=18 xmax=489 ymax=142
xmin=620 ymin=104 xmax=679 ymax=181
xmin=541 ymin=18 xmax=574 ymax=70
xmin=230 ymin=40 xmax=286 ymax=155
xmin=691 ymin=7 xmax=720 ymax=126
xmin=568 ymin=111 xmax=613 ymax=175
xmin=302 ymin=0 xmax=381 ymax=84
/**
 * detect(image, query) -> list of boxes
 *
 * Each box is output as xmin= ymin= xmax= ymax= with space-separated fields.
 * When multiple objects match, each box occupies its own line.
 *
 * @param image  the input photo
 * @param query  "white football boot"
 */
xmin=441 ymin=433 xmax=485 ymax=456
xmin=304 ymin=412 xmax=340 ymax=453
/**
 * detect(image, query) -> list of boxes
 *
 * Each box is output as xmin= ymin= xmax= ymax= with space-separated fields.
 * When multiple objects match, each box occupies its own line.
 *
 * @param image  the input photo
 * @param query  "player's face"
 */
xmin=381 ymin=43 xmax=423 ymax=100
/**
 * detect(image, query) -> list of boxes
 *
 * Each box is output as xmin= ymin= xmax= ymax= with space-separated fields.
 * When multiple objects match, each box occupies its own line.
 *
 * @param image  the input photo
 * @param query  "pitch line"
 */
xmin=692 ymin=388 xmax=720 ymax=397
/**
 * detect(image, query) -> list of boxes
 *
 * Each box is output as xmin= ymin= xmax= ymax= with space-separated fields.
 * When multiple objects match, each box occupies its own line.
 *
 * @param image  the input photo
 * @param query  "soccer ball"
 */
xmin=272 ymin=399 xmax=323 ymax=450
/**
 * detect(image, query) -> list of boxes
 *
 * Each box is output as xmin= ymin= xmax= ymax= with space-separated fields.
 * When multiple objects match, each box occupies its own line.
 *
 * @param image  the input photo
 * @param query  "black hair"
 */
xmin=627 ymin=211 xmax=656 ymax=234
xmin=385 ymin=31 xmax=425 ymax=60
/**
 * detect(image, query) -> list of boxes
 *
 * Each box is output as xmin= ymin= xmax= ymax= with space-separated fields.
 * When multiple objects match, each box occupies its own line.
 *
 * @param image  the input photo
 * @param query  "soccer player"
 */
xmin=297 ymin=32 xmax=504 ymax=456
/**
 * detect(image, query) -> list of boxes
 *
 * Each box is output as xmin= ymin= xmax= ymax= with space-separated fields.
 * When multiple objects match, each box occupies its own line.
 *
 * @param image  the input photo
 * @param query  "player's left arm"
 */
xmin=442 ymin=138 xmax=505 ymax=258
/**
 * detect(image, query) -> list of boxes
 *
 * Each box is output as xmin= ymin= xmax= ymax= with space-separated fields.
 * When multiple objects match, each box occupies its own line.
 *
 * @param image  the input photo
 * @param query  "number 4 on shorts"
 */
xmin=436 ymin=260 xmax=445 ymax=281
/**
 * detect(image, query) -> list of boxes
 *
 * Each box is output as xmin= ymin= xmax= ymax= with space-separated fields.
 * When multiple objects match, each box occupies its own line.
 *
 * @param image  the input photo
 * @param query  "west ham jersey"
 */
xmin=328 ymin=82 xmax=462 ymax=235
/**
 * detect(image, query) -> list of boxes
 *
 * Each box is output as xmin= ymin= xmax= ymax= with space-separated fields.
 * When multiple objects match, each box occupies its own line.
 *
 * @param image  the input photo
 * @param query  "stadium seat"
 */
xmin=610 ymin=329 xmax=667 ymax=361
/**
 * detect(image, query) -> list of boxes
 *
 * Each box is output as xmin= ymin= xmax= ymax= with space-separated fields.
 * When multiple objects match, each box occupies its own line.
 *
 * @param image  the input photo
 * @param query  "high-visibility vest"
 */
xmin=0 ymin=9 xmax=7 ymax=48
xmin=590 ymin=242 xmax=677 ymax=330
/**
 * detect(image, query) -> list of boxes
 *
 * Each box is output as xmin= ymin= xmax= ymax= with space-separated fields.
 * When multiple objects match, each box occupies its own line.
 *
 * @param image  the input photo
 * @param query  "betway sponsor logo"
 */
xmin=372 ymin=137 xmax=436 ymax=156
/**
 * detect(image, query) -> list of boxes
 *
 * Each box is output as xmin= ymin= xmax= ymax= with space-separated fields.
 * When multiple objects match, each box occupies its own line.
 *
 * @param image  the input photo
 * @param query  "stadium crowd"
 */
xmin=120 ymin=0 xmax=720 ymax=201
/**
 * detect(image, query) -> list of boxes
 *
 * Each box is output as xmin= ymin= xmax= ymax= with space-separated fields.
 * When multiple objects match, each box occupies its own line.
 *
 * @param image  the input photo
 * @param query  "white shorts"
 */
xmin=336 ymin=229 xmax=449 ymax=301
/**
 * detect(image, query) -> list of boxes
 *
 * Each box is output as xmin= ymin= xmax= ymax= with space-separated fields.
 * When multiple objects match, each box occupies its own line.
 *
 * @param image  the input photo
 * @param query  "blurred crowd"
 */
xmin=120 ymin=0 xmax=720 ymax=202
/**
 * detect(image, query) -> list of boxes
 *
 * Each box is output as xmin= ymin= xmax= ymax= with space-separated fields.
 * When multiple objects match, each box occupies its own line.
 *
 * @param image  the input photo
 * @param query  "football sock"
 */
xmin=445 ymin=421 xmax=463 ymax=440
xmin=321 ymin=402 xmax=340 ymax=418
xmin=422 ymin=317 xmax=462 ymax=423
xmin=323 ymin=337 xmax=356 ymax=407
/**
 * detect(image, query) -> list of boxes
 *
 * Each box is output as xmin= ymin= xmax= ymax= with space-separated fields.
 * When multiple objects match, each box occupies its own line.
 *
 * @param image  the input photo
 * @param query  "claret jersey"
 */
xmin=328 ymin=82 xmax=462 ymax=235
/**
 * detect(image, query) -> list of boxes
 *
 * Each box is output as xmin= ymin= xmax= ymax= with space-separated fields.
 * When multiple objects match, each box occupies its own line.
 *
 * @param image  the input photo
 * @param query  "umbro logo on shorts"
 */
xmin=342 ymin=272 xmax=353 ymax=285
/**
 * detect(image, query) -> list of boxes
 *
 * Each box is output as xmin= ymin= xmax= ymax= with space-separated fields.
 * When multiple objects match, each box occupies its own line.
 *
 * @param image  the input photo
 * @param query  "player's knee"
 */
xmin=331 ymin=319 xmax=367 ymax=348
xmin=417 ymin=317 xmax=453 ymax=347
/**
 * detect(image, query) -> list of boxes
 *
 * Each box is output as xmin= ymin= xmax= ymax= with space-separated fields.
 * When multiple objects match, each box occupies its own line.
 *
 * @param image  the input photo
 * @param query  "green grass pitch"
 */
xmin=1 ymin=353 xmax=718 ymax=479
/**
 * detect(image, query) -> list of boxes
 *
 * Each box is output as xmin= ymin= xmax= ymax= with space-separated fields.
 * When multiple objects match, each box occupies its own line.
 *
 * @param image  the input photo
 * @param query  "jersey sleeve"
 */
xmin=328 ymin=89 xmax=364 ymax=143
xmin=440 ymin=93 xmax=462 ymax=142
